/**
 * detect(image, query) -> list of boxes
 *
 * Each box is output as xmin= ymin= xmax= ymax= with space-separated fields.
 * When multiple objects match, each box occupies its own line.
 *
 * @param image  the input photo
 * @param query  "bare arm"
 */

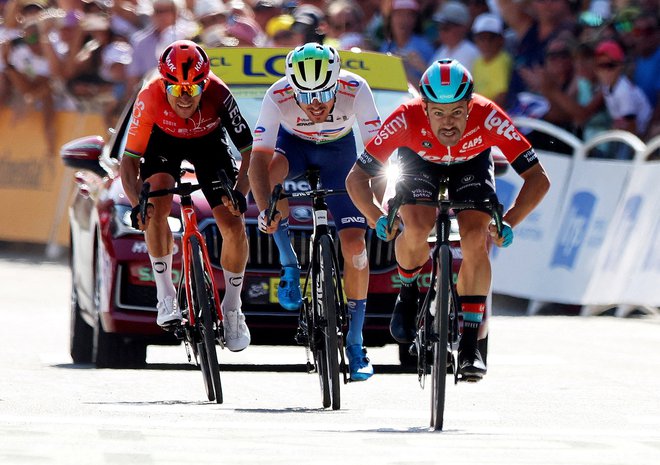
xmin=119 ymin=155 xmax=142 ymax=207
xmin=234 ymin=149 xmax=250 ymax=196
xmin=496 ymin=0 xmax=533 ymax=39
xmin=246 ymin=149 xmax=275 ymax=212
xmin=346 ymin=163 xmax=385 ymax=229
xmin=503 ymin=162 xmax=550 ymax=228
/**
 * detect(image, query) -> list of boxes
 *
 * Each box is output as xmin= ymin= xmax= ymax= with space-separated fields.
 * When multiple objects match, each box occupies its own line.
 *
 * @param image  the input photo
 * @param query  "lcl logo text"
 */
xmin=210 ymin=55 xmax=287 ymax=77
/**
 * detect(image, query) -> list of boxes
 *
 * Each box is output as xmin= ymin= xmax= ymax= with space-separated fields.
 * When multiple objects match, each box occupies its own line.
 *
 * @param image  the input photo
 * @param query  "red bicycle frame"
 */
xmin=179 ymin=196 xmax=223 ymax=326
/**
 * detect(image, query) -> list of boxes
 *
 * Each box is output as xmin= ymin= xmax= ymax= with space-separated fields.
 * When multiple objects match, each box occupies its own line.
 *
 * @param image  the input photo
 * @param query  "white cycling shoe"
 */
xmin=156 ymin=295 xmax=182 ymax=327
xmin=223 ymin=308 xmax=251 ymax=352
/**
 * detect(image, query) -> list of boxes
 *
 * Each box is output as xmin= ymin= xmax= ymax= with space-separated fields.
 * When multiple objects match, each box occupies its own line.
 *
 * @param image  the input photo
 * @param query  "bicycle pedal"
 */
xmin=173 ymin=326 xmax=186 ymax=340
xmin=294 ymin=329 xmax=309 ymax=345
xmin=306 ymin=361 xmax=315 ymax=373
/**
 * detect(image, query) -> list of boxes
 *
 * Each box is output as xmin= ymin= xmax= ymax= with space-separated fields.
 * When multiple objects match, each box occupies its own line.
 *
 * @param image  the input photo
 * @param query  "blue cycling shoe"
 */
xmin=278 ymin=266 xmax=302 ymax=311
xmin=346 ymin=344 xmax=374 ymax=381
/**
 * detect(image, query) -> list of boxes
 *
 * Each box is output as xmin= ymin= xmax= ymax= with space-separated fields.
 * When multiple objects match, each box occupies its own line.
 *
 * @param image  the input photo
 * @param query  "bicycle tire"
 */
xmin=431 ymin=244 xmax=452 ymax=431
xmin=190 ymin=236 xmax=223 ymax=404
xmin=315 ymin=235 xmax=341 ymax=410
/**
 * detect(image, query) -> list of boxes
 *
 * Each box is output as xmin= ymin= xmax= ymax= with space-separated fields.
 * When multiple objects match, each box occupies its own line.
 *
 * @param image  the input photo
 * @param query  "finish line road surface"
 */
xmin=1 ymin=246 xmax=659 ymax=465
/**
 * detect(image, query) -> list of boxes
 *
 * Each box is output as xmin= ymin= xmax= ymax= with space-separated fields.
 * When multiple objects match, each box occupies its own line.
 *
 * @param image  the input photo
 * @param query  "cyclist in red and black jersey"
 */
xmin=120 ymin=40 xmax=252 ymax=352
xmin=346 ymin=59 xmax=550 ymax=379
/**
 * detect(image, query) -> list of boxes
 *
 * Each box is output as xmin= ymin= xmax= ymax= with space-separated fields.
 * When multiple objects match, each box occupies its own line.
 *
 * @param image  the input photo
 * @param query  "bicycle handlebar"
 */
xmin=263 ymin=183 xmax=348 ymax=228
xmin=386 ymin=192 xmax=504 ymax=238
xmin=138 ymin=169 xmax=238 ymax=224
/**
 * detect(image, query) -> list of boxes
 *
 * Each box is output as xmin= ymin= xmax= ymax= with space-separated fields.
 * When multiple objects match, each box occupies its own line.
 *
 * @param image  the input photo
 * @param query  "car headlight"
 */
xmin=112 ymin=205 xmax=183 ymax=237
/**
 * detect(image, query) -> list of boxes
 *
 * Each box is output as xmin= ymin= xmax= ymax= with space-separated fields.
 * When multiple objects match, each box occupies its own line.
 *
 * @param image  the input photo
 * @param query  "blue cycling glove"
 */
xmin=376 ymin=215 xmax=402 ymax=242
xmin=499 ymin=222 xmax=514 ymax=248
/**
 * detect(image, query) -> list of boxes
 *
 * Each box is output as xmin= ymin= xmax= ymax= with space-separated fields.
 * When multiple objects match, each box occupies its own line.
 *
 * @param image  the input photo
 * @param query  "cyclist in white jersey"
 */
xmin=248 ymin=43 xmax=381 ymax=381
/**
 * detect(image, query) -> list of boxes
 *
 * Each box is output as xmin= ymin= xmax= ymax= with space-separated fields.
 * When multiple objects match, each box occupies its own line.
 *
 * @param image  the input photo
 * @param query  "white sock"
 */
xmin=222 ymin=270 xmax=243 ymax=312
xmin=149 ymin=254 xmax=176 ymax=301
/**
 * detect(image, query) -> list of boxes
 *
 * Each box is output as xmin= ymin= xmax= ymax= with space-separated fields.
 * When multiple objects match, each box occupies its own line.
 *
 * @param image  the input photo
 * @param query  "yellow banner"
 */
xmin=0 ymin=108 xmax=106 ymax=246
xmin=207 ymin=47 xmax=409 ymax=92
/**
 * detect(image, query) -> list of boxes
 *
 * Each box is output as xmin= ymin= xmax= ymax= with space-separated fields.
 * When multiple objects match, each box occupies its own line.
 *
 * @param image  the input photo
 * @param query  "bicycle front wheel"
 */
xmin=431 ymin=244 xmax=452 ymax=431
xmin=190 ymin=236 xmax=223 ymax=404
xmin=314 ymin=235 xmax=341 ymax=410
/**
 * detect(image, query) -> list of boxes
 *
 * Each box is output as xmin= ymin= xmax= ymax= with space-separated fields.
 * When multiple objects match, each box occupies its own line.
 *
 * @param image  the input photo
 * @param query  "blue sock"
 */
xmin=273 ymin=218 xmax=298 ymax=267
xmin=346 ymin=299 xmax=367 ymax=347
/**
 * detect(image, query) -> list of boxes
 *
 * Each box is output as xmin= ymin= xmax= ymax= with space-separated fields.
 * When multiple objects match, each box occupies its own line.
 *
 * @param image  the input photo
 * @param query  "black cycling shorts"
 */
xmin=396 ymin=147 xmax=495 ymax=213
xmin=139 ymin=126 xmax=238 ymax=209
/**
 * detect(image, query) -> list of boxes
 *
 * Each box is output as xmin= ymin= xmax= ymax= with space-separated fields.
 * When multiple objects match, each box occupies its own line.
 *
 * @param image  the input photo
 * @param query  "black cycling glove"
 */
xmin=130 ymin=205 xmax=141 ymax=229
xmin=231 ymin=189 xmax=248 ymax=214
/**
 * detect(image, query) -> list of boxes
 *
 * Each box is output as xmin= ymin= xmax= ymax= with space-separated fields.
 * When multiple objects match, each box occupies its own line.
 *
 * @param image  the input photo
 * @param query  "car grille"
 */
xmin=200 ymin=221 xmax=396 ymax=272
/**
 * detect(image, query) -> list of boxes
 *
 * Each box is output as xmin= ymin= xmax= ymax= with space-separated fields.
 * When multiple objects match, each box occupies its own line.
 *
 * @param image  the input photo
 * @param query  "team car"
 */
xmin=61 ymin=48 xmax=507 ymax=368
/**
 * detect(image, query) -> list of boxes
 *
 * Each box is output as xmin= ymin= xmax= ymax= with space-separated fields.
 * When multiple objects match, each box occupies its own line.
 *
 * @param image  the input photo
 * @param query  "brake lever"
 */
xmin=267 ymin=184 xmax=283 ymax=225
xmin=139 ymin=182 xmax=151 ymax=225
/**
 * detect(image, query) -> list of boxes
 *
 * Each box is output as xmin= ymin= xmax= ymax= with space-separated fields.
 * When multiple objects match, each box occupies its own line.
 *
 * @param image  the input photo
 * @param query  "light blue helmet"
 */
xmin=419 ymin=59 xmax=473 ymax=104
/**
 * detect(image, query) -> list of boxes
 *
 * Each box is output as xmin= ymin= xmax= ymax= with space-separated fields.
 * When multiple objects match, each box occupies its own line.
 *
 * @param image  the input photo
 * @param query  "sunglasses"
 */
xmin=295 ymin=86 xmax=337 ymax=105
xmin=596 ymin=62 xmax=620 ymax=70
xmin=165 ymin=82 xmax=204 ymax=97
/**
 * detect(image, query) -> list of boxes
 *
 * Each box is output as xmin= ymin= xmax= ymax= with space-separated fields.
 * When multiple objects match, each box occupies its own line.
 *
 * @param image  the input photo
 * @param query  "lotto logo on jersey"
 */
xmin=373 ymin=114 xmax=407 ymax=145
xmin=484 ymin=109 xmax=521 ymax=141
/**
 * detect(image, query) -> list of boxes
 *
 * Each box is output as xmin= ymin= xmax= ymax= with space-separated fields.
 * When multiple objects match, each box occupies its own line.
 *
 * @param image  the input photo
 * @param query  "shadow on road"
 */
xmin=53 ymin=362 xmax=417 ymax=373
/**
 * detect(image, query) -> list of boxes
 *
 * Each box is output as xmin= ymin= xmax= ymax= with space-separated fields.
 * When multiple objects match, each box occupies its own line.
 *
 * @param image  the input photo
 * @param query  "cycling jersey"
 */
xmin=252 ymin=69 xmax=381 ymax=149
xmin=357 ymin=94 xmax=538 ymax=176
xmin=123 ymin=71 xmax=253 ymax=159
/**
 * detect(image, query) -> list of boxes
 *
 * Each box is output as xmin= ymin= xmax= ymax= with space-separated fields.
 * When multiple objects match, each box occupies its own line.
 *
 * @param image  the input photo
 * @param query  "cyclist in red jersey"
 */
xmin=120 ymin=40 xmax=252 ymax=352
xmin=346 ymin=59 xmax=550 ymax=379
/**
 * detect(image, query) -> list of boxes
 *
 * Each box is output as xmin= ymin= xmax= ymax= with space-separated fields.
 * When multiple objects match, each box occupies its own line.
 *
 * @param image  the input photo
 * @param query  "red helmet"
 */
xmin=158 ymin=40 xmax=210 ymax=86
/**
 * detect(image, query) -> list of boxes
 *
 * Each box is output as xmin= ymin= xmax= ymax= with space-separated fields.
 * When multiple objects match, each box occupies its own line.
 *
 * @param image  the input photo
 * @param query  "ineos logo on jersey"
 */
xmin=484 ymin=109 xmax=521 ymax=141
xmin=223 ymin=94 xmax=247 ymax=133
xmin=373 ymin=114 xmax=407 ymax=145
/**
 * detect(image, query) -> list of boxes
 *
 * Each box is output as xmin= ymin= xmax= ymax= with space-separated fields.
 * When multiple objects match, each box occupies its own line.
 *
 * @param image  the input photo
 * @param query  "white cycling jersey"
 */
xmin=252 ymin=69 xmax=381 ymax=150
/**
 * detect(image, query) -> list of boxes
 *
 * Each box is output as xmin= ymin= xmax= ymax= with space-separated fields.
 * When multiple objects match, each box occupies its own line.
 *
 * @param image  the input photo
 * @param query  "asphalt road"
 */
xmin=1 ymin=244 xmax=660 ymax=465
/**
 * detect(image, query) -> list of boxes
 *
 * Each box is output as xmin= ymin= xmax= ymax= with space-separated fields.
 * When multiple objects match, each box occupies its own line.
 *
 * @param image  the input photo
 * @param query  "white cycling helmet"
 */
xmin=285 ymin=42 xmax=341 ymax=93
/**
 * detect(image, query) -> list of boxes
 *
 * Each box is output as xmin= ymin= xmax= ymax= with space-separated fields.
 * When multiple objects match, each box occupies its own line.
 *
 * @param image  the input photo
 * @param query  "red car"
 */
xmin=61 ymin=48 xmax=507 ymax=368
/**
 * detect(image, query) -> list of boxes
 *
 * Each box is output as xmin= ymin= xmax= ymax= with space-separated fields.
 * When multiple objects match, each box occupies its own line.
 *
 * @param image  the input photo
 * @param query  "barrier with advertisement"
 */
xmin=492 ymin=124 xmax=659 ymax=312
xmin=0 ymin=108 xmax=107 ymax=249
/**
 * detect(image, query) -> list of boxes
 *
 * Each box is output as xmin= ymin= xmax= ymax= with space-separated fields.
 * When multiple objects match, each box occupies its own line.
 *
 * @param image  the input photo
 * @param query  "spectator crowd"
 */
xmin=1 ymin=0 xmax=659 ymax=155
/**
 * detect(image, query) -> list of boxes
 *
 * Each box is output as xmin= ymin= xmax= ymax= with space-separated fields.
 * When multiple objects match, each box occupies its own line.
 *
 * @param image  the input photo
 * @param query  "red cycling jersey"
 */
xmin=123 ymin=71 xmax=252 ymax=159
xmin=358 ymin=94 xmax=537 ymax=175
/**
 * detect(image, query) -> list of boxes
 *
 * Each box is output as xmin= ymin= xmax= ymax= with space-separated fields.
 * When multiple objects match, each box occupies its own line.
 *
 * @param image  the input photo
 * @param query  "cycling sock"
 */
xmin=222 ymin=270 xmax=244 ymax=312
xmin=397 ymin=264 xmax=422 ymax=286
xmin=150 ymin=253 xmax=176 ymax=301
xmin=273 ymin=218 xmax=298 ymax=268
xmin=460 ymin=295 xmax=487 ymax=351
xmin=346 ymin=299 xmax=367 ymax=347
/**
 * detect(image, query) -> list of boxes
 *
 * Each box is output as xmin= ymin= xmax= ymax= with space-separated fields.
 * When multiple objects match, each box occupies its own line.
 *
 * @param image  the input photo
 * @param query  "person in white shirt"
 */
xmin=429 ymin=1 xmax=480 ymax=72
xmin=248 ymin=43 xmax=382 ymax=382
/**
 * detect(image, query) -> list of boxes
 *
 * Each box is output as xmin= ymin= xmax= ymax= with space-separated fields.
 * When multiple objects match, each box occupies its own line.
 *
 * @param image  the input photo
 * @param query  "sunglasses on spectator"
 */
xmin=295 ymin=86 xmax=337 ymax=105
xmin=165 ymin=82 xmax=204 ymax=97
xmin=596 ymin=62 xmax=621 ymax=70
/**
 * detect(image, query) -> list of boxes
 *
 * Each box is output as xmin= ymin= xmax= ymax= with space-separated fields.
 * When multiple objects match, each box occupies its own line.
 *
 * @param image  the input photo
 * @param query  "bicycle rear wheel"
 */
xmin=314 ymin=235 xmax=341 ymax=410
xmin=431 ymin=244 xmax=452 ymax=430
xmin=190 ymin=236 xmax=223 ymax=404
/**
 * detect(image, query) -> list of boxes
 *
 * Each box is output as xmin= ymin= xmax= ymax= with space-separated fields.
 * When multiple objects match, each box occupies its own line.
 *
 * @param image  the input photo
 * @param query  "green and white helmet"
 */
xmin=285 ymin=43 xmax=341 ymax=93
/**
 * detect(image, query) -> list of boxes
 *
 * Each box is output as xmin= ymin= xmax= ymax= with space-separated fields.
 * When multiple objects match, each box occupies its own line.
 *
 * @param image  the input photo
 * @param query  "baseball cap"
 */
xmin=433 ymin=1 xmax=470 ymax=26
xmin=595 ymin=40 xmax=625 ymax=62
xmin=391 ymin=0 xmax=419 ymax=11
xmin=472 ymin=13 xmax=503 ymax=35
xmin=194 ymin=0 xmax=227 ymax=19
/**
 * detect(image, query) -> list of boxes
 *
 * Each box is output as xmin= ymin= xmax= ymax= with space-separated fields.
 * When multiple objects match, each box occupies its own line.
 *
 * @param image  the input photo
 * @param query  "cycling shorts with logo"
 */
xmin=275 ymin=128 xmax=367 ymax=231
xmin=139 ymin=126 xmax=238 ymax=209
xmin=396 ymin=147 xmax=495 ymax=214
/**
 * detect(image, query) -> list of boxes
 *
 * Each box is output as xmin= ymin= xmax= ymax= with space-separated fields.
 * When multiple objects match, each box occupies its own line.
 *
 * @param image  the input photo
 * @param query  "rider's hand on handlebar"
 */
xmin=376 ymin=215 xmax=402 ymax=242
xmin=131 ymin=203 xmax=153 ymax=231
xmin=489 ymin=221 xmax=513 ymax=248
xmin=258 ymin=209 xmax=281 ymax=234
xmin=222 ymin=189 xmax=247 ymax=216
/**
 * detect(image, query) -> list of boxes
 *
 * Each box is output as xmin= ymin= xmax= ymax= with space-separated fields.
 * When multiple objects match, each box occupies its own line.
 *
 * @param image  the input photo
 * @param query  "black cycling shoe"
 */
xmin=390 ymin=284 xmax=419 ymax=343
xmin=458 ymin=346 xmax=487 ymax=381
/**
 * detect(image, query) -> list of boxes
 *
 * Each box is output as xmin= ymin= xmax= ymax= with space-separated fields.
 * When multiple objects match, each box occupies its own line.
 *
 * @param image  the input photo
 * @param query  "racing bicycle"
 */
xmin=139 ymin=169 xmax=240 ymax=404
xmin=387 ymin=175 xmax=503 ymax=430
xmin=265 ymin=169 xmax=348 ymax=410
